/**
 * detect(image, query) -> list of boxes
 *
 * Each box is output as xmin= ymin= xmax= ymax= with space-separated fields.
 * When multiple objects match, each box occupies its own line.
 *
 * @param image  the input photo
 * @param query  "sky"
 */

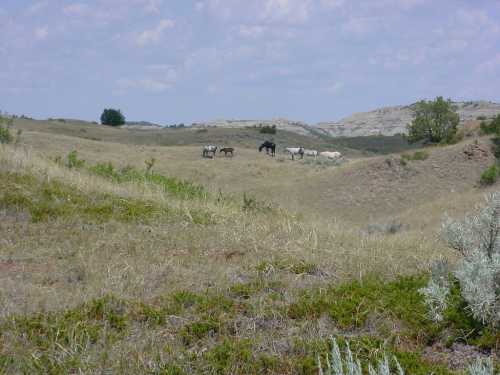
xmin=1 ymin=0 xmax=500 ymax=125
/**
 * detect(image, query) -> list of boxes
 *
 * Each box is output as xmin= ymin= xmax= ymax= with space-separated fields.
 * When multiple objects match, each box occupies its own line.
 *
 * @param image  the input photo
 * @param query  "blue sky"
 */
xmin=1 ymin=0 xmax=499 ymax=125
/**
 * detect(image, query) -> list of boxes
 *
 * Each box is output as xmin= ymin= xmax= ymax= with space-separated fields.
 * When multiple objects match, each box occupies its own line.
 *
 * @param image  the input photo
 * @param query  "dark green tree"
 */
xmin=407 ymin=97 xmax=459 ymax=144
xmin=100 ymin=108 xmax=125 ymax=127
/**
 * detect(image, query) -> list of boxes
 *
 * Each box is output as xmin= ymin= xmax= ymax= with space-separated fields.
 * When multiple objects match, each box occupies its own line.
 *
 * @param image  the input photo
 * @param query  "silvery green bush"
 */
xmin=468 ymin=358 xmax=494 ymax=375
xmin=440 ymin=192 xmax=500 ymax=326
xmin=419 ymin=259 xmax=450 ymax=322
xmin=317 ymin=338 xmax=404 ymax=375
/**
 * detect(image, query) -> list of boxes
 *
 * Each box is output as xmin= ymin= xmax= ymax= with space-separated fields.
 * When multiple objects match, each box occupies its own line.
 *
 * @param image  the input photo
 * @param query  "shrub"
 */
xmin=100 ymin=108 xmax=125 ymax=127
xmin=145 ymin=157 xmax=156 ymax=173
xmin=481 ymin=115 xmax=500 ymax=135
xmin=401 ymin=151 xmax=429 ymax=163
xmin=477 ymin=116 xmax=487 ymax=121
xmin=440 ymin=192 xmax=500 ymax=326
xmin=468 ymin=358 xmax=494 ymax=375
xmin=365 ymin=221 xmax=403 ymax=235
xmin=259 ymin=125 xmax=277 ymax=134
xmin=317 ymin=337 xmax=404 ymax=375
xmin=65 ymin=150 xmax=85 ymax=169
xmin=480 ymin=165 xmax=498 ymax=186
xmin=418 ymin=260 xmax=450 ymax=322
xmin=0 ymin=115 xmax=13 ymax=144
xmin=407 ymin=97 xmax=459 ymax=144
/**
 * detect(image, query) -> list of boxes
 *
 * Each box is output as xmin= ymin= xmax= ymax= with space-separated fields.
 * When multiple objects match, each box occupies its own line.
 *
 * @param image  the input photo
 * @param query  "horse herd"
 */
xmin=202 ymin=142 xmax=342 ymax=161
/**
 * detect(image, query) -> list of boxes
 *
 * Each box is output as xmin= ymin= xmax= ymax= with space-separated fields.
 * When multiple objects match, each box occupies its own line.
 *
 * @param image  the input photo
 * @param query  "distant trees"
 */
xmin=100 ymin=108 xmax=125 ymax=127
xmin=259 ymin=125 xmax=277 ymax=134
xmin=407 ymin=97 xmax=459 ymax=144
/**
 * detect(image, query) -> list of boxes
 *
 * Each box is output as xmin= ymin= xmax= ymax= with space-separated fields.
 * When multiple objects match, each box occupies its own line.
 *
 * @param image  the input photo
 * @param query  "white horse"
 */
xmin=202 ymin=145 xmax=218 ymax=158
xmin=303 ymin=149 xmax=318 ymax=158
xmin=285 ymin=147 xmax=304 ymax=160
xmin=320 ymin=151 xmax=342 ymax=160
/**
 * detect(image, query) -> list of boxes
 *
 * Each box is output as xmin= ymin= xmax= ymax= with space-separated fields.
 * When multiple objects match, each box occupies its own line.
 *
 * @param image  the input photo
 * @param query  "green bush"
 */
xmin=0 ymin=115 xmax=13 ymax=144
xmin=401 ymin=151 xmax=429 ymax=163
xmin=259 ymin=125 xmax=277 ymax=134
xmin=480 ymin=165 xmax=498 ymax=186
xmin=480 ymin=114 xmax=500 ymax=135
xmin=65 ymin=150 xmax=85 ymax=169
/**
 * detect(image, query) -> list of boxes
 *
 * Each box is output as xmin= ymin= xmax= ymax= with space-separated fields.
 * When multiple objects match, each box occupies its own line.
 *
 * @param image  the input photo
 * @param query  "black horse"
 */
xmin=259 ymin=141 xmax=276 ymax=157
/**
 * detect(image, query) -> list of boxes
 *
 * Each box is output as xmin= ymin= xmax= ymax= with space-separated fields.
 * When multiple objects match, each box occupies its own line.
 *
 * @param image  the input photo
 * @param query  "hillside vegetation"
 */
xmin=1 ymin=120 xmax=499 ymax=374
xmin=12 ymin=118 xmax=421 ymax=156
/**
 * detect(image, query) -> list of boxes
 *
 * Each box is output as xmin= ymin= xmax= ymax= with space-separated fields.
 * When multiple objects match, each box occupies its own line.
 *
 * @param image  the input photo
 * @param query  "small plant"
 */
xmin=317 ymin=337 xmax=404 ymax=375
xmin=468 ymin=358 xmax=494 ymax=375
xmin=400 ymin=150 xmax=429 ymax=163
xmin=418 ymin=259 xmax=450 ymax=322
xmin=480 ymin=165 xmax=498 ymax=186
xmin=145 ymin=157 xmax=156 ymax=173
xmin=365 ymin=221 xmax=403 ymax=235
xmin=243 ymin=193 xmax=257 ymax=211
xmin=65 ymin=150 xmax=85 ymax=169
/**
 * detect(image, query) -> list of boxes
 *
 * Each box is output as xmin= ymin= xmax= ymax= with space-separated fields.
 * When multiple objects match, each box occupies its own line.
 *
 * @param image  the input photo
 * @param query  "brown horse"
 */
xmin=219 ymin=147 xmax=234 ymax=157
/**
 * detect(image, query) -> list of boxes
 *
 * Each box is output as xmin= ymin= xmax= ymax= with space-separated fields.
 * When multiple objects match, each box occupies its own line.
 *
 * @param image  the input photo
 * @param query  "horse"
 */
xmin=219 ymin=147 xmax=234 ymax=157
xmin=303 ymin=149 xmax=318 ymax=158
xmin=320 ymin=151 xmax=342 ymax=160
xmin=286 ymin=147 xmax=304 ymax=160
xmin=259 ymin=141 xmax=276 ymax=157
xmin=202 ymin=145 xmax=218 ymax=158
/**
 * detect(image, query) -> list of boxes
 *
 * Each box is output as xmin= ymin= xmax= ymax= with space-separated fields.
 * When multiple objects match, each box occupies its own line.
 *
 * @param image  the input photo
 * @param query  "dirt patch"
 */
xmin=422 ymin=342 xmax=493 ymax=370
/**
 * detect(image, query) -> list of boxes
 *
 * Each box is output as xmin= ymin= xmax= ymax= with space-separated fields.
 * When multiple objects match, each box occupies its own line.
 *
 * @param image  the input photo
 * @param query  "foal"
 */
xmin=219 ymin=147 xmax=234 ymax=157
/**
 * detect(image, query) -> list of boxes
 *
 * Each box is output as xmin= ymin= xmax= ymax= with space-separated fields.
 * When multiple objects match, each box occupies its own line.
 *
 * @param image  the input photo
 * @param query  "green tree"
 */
xmin=407 ymin=97 xmax=460 ymax=144
xmin=100 ymin=108 xmax=125 ymax=127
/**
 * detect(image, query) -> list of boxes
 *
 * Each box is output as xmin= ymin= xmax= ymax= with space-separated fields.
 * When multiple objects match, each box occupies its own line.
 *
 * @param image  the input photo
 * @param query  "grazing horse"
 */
xmin=286 ymin=147 xmax=304 ymax=160
xmin=259 ymin=141 xmax=276 ymax=157
xmin=303 ymin=149 xmax=318 ymax=158
xmin=219 ymin=147 xmax=234 ymax=157
xmin=202 ymin=145 xmax=218 ymax=158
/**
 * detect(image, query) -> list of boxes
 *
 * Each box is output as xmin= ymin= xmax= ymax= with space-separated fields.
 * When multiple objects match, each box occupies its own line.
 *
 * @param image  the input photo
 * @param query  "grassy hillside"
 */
xmin=12 ymin=118 xmax=421 ymax=156
xmin=1 ymin=120 xmax=499 ymax=373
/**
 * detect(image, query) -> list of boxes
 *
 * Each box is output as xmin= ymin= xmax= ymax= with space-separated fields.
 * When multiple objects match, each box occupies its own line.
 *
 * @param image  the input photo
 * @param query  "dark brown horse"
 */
xmin=259 ymin=141 xmax=276 ymax=157
xmin=219 ymin=147 xmax=234 ymax=157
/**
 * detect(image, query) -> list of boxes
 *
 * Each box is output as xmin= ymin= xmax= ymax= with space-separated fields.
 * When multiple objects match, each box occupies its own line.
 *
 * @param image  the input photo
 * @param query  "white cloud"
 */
xmin=34 ymin=26 xmax=49 ymax=40
xmin=261 ymin=0 xmax=312 ymax=24
xmin=144 ymin=0 xmax=162 ymax=14
xmin=135 ymin=19 xmax=175 ymax=46
xmin=239 ymin=25 xmax=266 ymax=38
xmin=27 ymin=1 xmax=49 ymax=14
xmin=116 ymin=75 xmax=176 ymax=94
xmin=63 ymin=3 xmax=90 ymax=16
xmin=342 ymin=17 xmax=378 ymax=35
xmin=477 ymin=54 xmax=500 ymax=74
xmin=326 ymin=82 xmax=344 ymax=94
xmin=363 ymin=0 xmax=428 ymax=10
xmin=320 ymin=0 xmax=345 ymax=9
xmin=195 ymin=2 xmax=205 ymax=12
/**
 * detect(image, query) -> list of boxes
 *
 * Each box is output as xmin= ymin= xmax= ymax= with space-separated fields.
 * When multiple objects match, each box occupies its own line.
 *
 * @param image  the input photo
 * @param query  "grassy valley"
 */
xmin=0 ymin=119 xmax=499 ymax=374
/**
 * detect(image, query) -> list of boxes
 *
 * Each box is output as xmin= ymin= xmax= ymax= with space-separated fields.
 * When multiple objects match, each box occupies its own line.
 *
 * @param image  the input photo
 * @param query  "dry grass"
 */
xmin=0 ymin=126 xmax=496 ymax=373
xmin=0 ymin=143 xmax=454 ymax=317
